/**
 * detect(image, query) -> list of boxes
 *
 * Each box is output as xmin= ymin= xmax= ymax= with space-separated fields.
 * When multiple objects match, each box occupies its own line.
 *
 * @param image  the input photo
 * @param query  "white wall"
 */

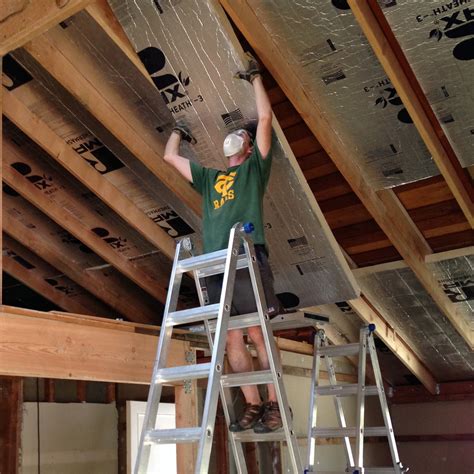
xmin=392 ymin=400 xmax=474 ymax=474
xmin=21 ymin=402 xmax=118 ymax=474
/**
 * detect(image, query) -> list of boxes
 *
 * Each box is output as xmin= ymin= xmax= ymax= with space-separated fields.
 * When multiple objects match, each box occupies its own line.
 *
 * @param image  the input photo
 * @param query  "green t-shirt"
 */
xmin=190 ymin=143 xmax=272 ymax=253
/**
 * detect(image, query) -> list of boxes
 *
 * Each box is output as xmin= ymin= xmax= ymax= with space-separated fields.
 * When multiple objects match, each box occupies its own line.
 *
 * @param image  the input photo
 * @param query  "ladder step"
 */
xmin=145 ymin=427 xmax=202 ymax=444
xmin=317 ymin=343 xmax=361 ymax=357
xmin=167 ymin=304 xmax=220 ymax=326
xmin=307 ymin=469 xmax=397 ymax=474
xmin=155 ymin=363 xmax=211 ymax=384
xmin=221 ymin=370 xmax=274 ymax=387
xmin=232 ymin=429 xmax=286 ymax=443
xmin=312 ymin=427 xmax=388 ymax=438
xmin=176 ymin=249 xmax=248 ymax=276
xmin=315 ymin=384 xmax=379 ymax=397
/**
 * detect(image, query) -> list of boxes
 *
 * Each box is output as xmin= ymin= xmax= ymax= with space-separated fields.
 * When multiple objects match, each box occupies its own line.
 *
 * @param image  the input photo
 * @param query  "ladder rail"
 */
xmin=355 ymin=327 xmax=368 ymax=471
xmin=243 ymin=237 xmax=303 ymax=473
xmin=135 ymin=240 xmax=185 ymax=474
xmin=368 ymin=334 xmax=403 ymax=474
xmin=194 ymin=225 xmax=242 ymax=473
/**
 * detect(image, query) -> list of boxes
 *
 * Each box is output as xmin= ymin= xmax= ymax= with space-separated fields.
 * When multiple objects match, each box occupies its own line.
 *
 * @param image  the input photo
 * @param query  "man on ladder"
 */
xmin=163 ymin=53 xmax=283 ymax=434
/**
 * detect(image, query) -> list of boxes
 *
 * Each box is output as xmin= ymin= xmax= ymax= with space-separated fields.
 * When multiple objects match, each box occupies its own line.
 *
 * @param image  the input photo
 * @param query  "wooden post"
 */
xmin=0 ymin=377 xmax=23 ymax=474
xmin=44 ymin=379 xmax=55 ymax=403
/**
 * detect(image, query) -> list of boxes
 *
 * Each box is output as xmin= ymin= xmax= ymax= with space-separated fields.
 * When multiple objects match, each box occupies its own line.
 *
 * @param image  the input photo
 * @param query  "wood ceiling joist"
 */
xmin=3 ymin=92 xmax=176 ymax=261
xmin=3 ymin=213 xmax=158 ymax=324
xmin=2 ymin=164 xmax=168 ymax=304
xmin=220 ymin=0 xmax=473 ymax=349
xmin=0 ymin=0 xmax=91 ymax=56
xmin=3 ymin=234 xmax=108 ymax=316
xmin=18 ymin=29 xmax=201 ymax=216
xmin=348 ymin=0 xmax=473 ymax=228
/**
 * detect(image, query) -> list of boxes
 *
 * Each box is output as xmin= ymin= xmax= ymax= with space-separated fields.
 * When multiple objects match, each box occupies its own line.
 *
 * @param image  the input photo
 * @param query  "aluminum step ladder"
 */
xmin=305 ymin=325 xmax=408 ymax=474
xmin=135 ymin=223 xmax=302 ymax=474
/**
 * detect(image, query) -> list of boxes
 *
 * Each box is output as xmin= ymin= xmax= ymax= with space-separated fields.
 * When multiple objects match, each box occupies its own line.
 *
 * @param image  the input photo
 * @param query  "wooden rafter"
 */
xmin=0 ymin=0 xmax=91 ymax=55
xmin=19 ymin=30 xmax=201 ymax=216
xmin=348 ymin=0 xmax=473 ymax=229
xmin=3 ymin=92 xmax=176 ymax=261
xmin=3 ymin=213 xmax=159 ymax=324
xmin=2 ymin=164 xmax=169 ymax=304
xmin=3 ymin=234 xmax=108 ymax=316
xmin=220 ymin=0 xmax=473 ymax=349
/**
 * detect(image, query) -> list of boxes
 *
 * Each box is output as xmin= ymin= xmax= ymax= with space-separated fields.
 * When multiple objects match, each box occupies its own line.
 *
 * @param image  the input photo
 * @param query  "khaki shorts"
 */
xmin=203 ymin=245 xmax=281 ymax=316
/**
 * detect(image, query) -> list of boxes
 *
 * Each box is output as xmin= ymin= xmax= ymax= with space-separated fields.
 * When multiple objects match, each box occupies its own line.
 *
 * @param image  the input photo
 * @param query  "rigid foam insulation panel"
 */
xmin=230 ymin=0 xmax=439 ymax=188
xmin=3 ymin=121 xmax=173 ymax=292
xmin=356 ymin=267 xmax=474 ymax=381
xmin=2 ymin=186 xmax=163 ymax=323
xmin=382 ymin=0 xmax=474 ymax=167
xmin=108 ymin=0 xmax=359 ymax=308
xmin=3 ymin=51 xmax=200 ymax=247
xmin=3 ymin=234 xmax=117 ymax=318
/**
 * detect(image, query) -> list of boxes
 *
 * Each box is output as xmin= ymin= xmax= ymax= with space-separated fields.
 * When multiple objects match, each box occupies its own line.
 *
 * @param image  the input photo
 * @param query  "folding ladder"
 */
xmin=135 ymin=223 xmax=303 ymax=474
xmin=306 ymin=325 xmax=408 ymax=474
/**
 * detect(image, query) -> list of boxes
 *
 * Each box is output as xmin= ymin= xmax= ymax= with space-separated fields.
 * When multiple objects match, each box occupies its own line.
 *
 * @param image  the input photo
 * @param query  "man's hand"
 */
xmin=234 ymin=52 xmax=262 ymax=83
xmin=172 ymin=123 xmax=197 ymax=144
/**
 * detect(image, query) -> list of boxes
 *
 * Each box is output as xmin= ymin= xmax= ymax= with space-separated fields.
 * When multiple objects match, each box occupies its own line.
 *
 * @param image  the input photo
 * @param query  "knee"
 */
xmin=226 ymin=330 xmax=245 ymax=351
xmin=247 ymin=327 xmax=265 ymax=348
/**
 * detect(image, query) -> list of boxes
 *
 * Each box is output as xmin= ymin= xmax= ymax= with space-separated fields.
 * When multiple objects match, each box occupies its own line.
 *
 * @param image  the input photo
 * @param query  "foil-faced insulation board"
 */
xmin=357 ymin=267 xmax=474 ymax=381
xmin=3 ymin=233 xmax=116 ymax=317
xmin=382 ymin=0 xmax=474 ymax=167
xmin=4 ymin=48 xmax=201 ymax=247
xmin=428 ymin=254 xmax=474 ymax=329
xmin=3 ymin=121 xmax=173 ymax=289
xmin=108 ymin=0 xmax=359 ymax=308
xmin=2 ymin=186 xmax=163 ymax=322
xmin=230 ymin=0 xmax=439 ymax=188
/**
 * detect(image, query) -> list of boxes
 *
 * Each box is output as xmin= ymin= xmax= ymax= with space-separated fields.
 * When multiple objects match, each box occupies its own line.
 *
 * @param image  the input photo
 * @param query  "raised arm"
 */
xmin=163 ymin=127 xmax=193 ymax=182
xmin=252 ymin=75 xmax=273 ymax=159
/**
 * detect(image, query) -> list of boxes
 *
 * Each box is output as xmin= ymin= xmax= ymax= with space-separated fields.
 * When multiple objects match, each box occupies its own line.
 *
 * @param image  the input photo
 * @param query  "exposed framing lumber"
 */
xmin=0 ymin=0 xmax=91 ymax=55
xmin=2 ymin=164 xmax=168 ymax=304
xmin=348 ymin=0 xmax=473 ymax=229
xmin=0 ymin=377 xmax=22 ymax=474
xmin=1 ymin=57 xmax=3 ymax=304
xmin=175 ymin=384 xmax=198 ymax=473
xmin=3 ymin=213 xmax=159 ymax=324
xmin=0 ymin=306 xmax=188 ymax=383
xmin=19 ymin=30 xmax=201 ymax=216
xmin=3 ymin=234 xmax=112 ymax=316
xmin=220 ymin=0 xmax=473 ymax=349
xmin=349 ymin=296 xmax=438 ymax=394
xmin=3 ymin=92 xmax=176 ymax=261
xmin=391 ymin=380 xmax=474 ymax=404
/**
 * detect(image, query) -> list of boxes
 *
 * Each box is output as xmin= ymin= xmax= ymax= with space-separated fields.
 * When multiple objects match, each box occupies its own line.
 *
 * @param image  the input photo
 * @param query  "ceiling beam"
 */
xmin=3 ymin=213 xmax=158 ymax=324
xmin=220 ymin=0 xmax=472 ymax=349
xmin=0 ymin=306 xmax=188 ymax=384
xmin=348 ymin=0 xmax=473 ymax=228
xmin=349 ymin=296 xmax=438 ymax=394
xmin=3 ymin=92 xmax=176 ymax=260
xmin=3 ymin=234 xmax=109 ymax=316
xmin=2 ymin=164 xmax=168 ymax=304
xmin=19 ymin=30 xmax=201 ymax=216
xmin=0 ymin=0 xmax=91 ymax=55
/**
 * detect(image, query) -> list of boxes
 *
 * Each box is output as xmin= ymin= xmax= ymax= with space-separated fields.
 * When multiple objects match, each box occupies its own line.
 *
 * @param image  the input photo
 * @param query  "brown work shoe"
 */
xmin=229 ymin=403 xmax=263 ymax=432
xmin=253 ymin=401 xmax=282 ymax=433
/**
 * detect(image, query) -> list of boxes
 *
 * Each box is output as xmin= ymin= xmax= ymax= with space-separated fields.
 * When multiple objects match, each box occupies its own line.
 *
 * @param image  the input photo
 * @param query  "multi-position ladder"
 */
xmin=135 ymin=223 xmax=303 ymax=473
xmin=306 ymin=325 xmax=408 ymax=474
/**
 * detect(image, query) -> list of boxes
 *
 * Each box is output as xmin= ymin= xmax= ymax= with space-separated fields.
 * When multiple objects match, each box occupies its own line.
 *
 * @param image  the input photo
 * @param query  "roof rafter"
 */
xmin=3 ymin=213 xmax=158 ymax=324
xmin=18 ymin=30 xmax=201 ymax=216
xmin=348 ymin=0 xmax=473 ymax=228
xmin=0 ymin=0 xmax=91 ymax=56
xmin=2 ymin=164 xmax=168 ymax=304
xmin=220 ymin=0 xmax=472 ymax=350
xmin=3 ymin=92 xmax=176 ymax=261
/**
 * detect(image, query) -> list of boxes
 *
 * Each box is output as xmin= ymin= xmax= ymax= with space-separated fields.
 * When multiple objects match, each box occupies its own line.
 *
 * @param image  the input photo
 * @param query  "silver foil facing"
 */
xmin=357 ymin=267 xmax=474 ymax=381
xmin=382 ymin=0 xmax=474 ymax=167
xmin=428 ymin=254 xmax=474 ymax=331
xmin=241 ymin=0 xmax=439 ymax=188
xmin=108 ymin=0 xmax=359 ymax=307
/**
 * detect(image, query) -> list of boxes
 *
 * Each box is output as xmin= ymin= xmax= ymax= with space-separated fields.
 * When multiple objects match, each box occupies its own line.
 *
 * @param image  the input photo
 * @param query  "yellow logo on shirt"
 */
xmin=214 ymin=172 xmax=236 ymax=209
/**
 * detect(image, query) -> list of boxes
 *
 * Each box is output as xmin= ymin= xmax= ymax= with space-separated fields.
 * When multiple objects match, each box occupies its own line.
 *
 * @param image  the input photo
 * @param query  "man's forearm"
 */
xmin=252 ymin=75 xmax=272 ymax=122
xmin=164 ymin=131 xmax=181 ymax=158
